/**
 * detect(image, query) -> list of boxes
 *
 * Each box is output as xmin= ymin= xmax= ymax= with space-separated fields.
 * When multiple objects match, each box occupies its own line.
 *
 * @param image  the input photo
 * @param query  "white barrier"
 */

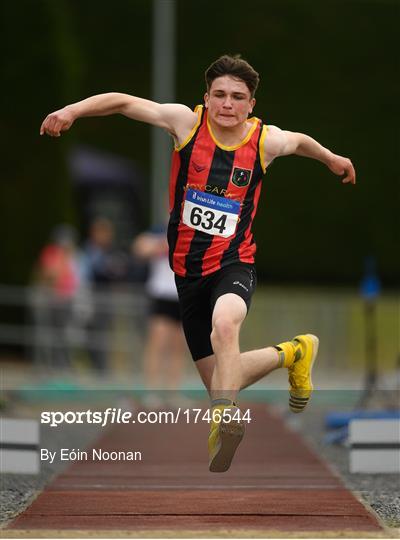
xmin=0 ymin=418 xmax=39 ymax=474
xmin=349 ymin=419 xmax=400 ymax=473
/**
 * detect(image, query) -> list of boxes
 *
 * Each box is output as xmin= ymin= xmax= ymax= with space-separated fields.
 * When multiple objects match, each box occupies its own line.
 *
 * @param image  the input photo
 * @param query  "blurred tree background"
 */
xmin=1 ymin=0 xmax=398 ymax=286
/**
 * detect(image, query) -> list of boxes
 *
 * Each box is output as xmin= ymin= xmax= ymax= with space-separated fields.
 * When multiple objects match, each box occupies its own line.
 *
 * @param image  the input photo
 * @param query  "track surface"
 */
xmin=7 ymin=404 xmax=382 ymax=535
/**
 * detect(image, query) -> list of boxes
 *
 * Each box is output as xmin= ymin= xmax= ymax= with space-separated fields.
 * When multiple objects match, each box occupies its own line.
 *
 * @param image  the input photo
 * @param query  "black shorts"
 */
xmin=149 ymin=298 xmax=181 ymax=323
xmin=175 ymin=263 xmax=256 ymax=361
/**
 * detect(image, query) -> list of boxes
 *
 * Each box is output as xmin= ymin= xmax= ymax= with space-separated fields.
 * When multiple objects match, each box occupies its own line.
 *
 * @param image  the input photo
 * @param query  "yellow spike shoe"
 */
xmin=208 ymin=404 xmax=245 ymax=473
xmin=288 ymin=334 xmax=319 ymax=413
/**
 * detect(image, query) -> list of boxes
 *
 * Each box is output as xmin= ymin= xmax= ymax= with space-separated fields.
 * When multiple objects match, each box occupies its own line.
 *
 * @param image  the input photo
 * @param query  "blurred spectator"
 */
xmin=133 ymin=227 xmax=187 ymax=407
xmin=80 ymin=217 xmax=128 ymax=373
xmin=32 ymin=224 xmax=81 ymax=371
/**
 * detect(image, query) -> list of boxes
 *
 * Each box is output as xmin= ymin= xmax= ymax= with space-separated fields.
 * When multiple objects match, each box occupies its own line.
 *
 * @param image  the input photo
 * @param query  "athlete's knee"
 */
xmin=211 ymin=316 xmax=239 ymax=347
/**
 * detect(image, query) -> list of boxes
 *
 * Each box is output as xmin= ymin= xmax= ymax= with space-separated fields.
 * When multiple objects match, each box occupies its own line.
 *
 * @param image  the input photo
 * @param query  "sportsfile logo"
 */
xmin=40 ymin=408 xmax=252 ymax=427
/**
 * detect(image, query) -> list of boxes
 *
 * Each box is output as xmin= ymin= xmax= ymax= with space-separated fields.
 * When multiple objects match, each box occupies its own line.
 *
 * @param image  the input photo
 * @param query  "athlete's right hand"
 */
xmin=40 ymin=107 xmax=75 ymax=137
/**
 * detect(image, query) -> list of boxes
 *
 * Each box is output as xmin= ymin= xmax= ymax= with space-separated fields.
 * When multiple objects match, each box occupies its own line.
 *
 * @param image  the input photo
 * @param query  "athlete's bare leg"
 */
xmin=209 ymin=293 xmax=248 ymax=402
xmin=197 ymin=349 xmax=280 ymax=394
xmin=198 ymin=293 xmax=280 ymax=394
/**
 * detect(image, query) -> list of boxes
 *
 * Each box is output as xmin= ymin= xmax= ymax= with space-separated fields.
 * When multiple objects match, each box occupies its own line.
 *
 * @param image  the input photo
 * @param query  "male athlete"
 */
xmin=41 ymin=55 xmax=356 ymax=472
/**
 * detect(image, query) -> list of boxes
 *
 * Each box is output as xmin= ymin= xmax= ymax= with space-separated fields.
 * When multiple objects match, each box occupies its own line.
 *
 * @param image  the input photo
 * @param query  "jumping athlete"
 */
xmin=41 ymin=55 xmax=356 ymax=472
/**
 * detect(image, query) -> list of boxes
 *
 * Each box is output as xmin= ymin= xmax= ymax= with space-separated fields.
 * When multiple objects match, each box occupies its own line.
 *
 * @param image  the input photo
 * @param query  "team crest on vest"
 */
xmin=230 ymin=167 xmax=252 ymax=187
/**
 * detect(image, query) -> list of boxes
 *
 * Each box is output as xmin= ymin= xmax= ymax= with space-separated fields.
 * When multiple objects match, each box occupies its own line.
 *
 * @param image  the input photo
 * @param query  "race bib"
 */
xmin=182 ymin=188 xmax=240 ymax=238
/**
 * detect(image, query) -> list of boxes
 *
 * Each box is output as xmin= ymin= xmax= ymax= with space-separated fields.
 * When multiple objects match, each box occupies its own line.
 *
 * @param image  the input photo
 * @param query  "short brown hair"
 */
xmin=205 ymin=55 xmax=260 ymax=98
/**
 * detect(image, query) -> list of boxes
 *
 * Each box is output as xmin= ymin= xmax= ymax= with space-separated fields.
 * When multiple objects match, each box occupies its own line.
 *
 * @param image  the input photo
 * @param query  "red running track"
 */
xmin=7 ymin=404 xmax=382 ymax=536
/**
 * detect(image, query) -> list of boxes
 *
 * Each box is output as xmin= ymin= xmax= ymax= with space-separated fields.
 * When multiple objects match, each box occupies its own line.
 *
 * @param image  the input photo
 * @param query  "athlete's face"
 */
xmin=204 ymin=76 xmax=255 ymax=128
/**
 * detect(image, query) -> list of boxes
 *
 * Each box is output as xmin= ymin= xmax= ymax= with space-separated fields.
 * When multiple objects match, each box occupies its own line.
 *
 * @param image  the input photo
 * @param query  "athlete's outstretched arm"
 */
xmin=40 ymin=93 xmax=196 ymax=140
xmin=265 ymin=125 xmax=356 ymax=184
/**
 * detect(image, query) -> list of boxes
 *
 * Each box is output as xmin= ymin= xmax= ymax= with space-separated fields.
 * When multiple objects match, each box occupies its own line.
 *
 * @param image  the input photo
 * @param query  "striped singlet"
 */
xmin=168 ymin=105 xmax=268 ymax=278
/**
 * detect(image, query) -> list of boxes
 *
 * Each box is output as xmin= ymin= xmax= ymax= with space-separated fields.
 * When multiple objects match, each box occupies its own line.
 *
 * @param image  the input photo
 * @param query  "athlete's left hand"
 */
xmin=327 ymin=154 xmax=356 ymax=184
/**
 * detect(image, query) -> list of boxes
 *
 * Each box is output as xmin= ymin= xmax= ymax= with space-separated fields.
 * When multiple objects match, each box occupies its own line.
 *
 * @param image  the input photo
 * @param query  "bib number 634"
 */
xmin=189 ymin=206 xmax=227 ymax=234
xmin=182 ymin=188 xmax=240 ymax=238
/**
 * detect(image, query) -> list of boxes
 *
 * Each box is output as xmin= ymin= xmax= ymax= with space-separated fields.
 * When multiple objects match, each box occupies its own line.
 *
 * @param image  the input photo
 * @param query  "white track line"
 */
xmin=51 ymin=483 xmax=342 ymax=490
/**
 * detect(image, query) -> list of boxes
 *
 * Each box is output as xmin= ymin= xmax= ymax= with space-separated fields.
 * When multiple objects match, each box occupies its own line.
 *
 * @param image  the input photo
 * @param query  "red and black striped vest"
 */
xmin=168 ymin=105 xmax=267 ymax=278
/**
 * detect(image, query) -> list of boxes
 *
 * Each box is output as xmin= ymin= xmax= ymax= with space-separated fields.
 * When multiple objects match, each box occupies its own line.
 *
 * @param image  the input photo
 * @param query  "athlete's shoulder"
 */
xmin=159 ymin=103 xmax=198 ymax=130
xmin=262 ymin=125 xmax=287 ymax=165
xmin=173 ymin=104 xmax=204 ymax=150
xmin=264 ymin=124 xmax=283 ymax=139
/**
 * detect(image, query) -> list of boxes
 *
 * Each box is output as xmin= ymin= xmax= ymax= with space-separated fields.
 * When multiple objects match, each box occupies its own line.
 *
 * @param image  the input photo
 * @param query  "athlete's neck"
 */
xmin=208 ymin=118 xmax=252 ymax=147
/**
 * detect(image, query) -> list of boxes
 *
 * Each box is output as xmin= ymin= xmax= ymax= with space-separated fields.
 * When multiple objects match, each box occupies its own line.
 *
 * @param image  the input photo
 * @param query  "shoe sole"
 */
xmin=209 ymin=420 xmax=245 ymax=473
xmin=289 ymin=334 xmax=319 ymax=413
